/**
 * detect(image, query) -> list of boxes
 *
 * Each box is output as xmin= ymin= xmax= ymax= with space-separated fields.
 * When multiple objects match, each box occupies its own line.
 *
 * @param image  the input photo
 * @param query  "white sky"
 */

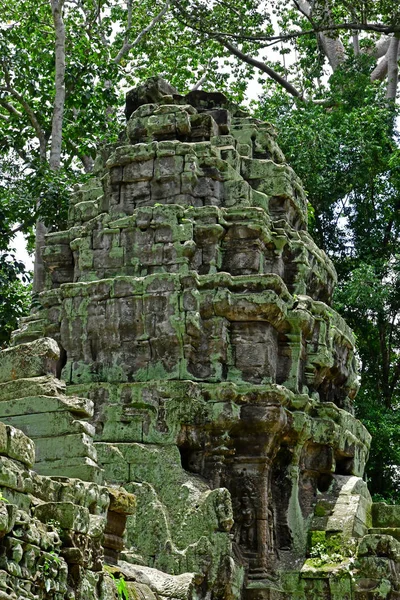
xmin=14 ymin=231 xmax=34 ymax=271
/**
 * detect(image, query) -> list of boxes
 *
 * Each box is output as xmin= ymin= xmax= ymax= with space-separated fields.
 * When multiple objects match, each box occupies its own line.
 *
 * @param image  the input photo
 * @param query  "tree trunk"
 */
xmin=352 ymin=33 xmax=360 ymax=56
xmin=386 ymin=36 xmax=400 ymax=100
xmin=311 ymin=0 xmax=346 ymax=71
xmin=33 ymin=221 xmax=48 ymax=294
xmin=319 ymin=34 xmax=346 ymax=70
xmin=49 ymin=0 xmax=66 ymax=170
xmin=378 ymin=315 xmax=391 ymax=408
xmin=34 ymin=0 xmax=66 ymax=294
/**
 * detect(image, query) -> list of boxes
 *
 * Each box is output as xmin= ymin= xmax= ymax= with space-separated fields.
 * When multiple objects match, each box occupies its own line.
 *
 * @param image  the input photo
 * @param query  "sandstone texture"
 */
xmin=0 ymin=77 xmax=399 ymax=599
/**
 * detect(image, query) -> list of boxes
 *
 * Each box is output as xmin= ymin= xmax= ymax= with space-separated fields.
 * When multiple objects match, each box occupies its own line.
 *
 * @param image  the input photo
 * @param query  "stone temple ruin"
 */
xmin=1 ymin=77 xmax=400 ymax=599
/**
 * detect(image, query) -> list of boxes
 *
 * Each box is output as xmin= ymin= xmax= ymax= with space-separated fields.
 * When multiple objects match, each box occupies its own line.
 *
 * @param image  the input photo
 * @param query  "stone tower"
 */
xmin=1 ymin=78 xmax=398 ymax=600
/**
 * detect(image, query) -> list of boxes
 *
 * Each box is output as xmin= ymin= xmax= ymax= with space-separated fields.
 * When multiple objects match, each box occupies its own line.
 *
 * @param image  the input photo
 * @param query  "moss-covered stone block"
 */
xmin=0 ymin=338 xmax=59 ymax=384
xmin=34 ymin=456 xmax=103 ymax=484
xmin=34 ymin=501 xmax=90 ymax=533
xmin=372 ymin=503 xmax=400 ymax=529
xmin=5 ymin=425 xmax=35 ymax=468
xmin=108 ymin=487 xmax=136 ymax=515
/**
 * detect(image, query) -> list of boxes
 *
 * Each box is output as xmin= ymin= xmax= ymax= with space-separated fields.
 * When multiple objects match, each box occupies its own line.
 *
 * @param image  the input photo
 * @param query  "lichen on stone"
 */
xmin=0 ymin=76 xmax=398 ymax=599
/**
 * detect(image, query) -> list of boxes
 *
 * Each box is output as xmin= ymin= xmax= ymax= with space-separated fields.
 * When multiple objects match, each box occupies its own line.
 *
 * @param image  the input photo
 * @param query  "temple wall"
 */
xmin=0 ymin=77 xmax=398 ymax=599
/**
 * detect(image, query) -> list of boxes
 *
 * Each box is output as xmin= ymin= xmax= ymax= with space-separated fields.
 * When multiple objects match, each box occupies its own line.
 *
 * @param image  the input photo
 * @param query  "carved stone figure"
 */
xmin=240 ymin=495 xmax=256 ymax=549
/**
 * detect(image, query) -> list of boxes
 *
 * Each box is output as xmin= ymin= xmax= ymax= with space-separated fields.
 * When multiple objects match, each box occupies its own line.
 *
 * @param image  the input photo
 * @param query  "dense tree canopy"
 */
xmin=1 ymin=0 xmax=400 ymax=495
xmin=258 ymin=69 xmax=400 ymax=497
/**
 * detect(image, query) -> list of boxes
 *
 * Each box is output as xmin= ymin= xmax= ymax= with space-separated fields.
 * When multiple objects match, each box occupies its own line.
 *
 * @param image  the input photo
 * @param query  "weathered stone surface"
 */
xmin=125 ymin=77 xmax=180 ymax=120
xmin=372 ymin=503 xmax=400 ymax=529
xmin=0 ymin=364 xmax=100 ymax=484
xmin=0 ymin=394 xmax=93 ymax=418
xmin=1 ymin=77 xmax=398 ymax=600
xmin=0 ymin=421 xmax=134 ymax=599
xmin=108 ymin=487 xmax=136 ymax=514
xmin=35 ymin=456 xmax=103 ymax=483
xmin=0 ymin=338 xmax=59 ymax=383
xmin=0 ymin=375 xmax=66 ymax=401
xmin=34 ymin=502 xmax=90 ymax=532
xmin=119 ymin=561 xmax=204 ymax=600
xmin=0 ymin=422 xmax=35 ymax=467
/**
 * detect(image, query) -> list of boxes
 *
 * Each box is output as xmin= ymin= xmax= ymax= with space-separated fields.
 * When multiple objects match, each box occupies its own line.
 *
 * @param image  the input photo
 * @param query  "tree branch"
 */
xmin=80 ymin=154 xmax=94 ymax=173
xmin=309 ymin=0 xmax=346 ymax=70
xmin=293 ymin=0 xmax=311 ymax=19
xmin=0 ymin=99 xmax=23 ymax=118
xmin=352 ymin=33 xmax=360 ymax=56
xmin=218 ymin=38 xmax=305 ymax=100
xmin=8 ymin=145 xmax=29 ymax=164
xmin=367 ymin=36 xmax=391 ymax=59
xmin=190 ymin=59 xmax=212 ymax=91
xmin=113 ymin=0 xmax=170 ymax=65
xmin=389 ymin=357 xmax=400 ymax=401
xmin=173 ymin=16 xmax=400 ymax=45
xmin=349 ymin=7 xmax=360 ymax=56
xmin=371 ymin=55 xmax=390 ymax=82
xmin=172 ymin=0 xmax=400 ymax=52
xmin=11 ymin=222 xmax=29 ymax=236
xmin=318 ymin=31 xmax=346 ymax=70
xmin=370 ymin=38 xmax=400 ymax=83
xmin=66 ymin=138 xmax=94 ymax=173
xmin=294 ymin=0 xmax=346 ymax=69
xmin=130 ymin=0 xmax=169 ymax=45
xmin=0 ymin=61 xmax=47 ymax=159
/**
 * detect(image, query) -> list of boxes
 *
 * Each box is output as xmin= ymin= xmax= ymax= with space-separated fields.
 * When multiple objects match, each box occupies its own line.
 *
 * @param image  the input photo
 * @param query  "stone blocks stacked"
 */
xmin=2 ymin=77 xmax=399 ymax=599
xmin=0 ymin=421 xmax=127 ymax=599
xmin=0 ymin=338 xmax=102 ymax=483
